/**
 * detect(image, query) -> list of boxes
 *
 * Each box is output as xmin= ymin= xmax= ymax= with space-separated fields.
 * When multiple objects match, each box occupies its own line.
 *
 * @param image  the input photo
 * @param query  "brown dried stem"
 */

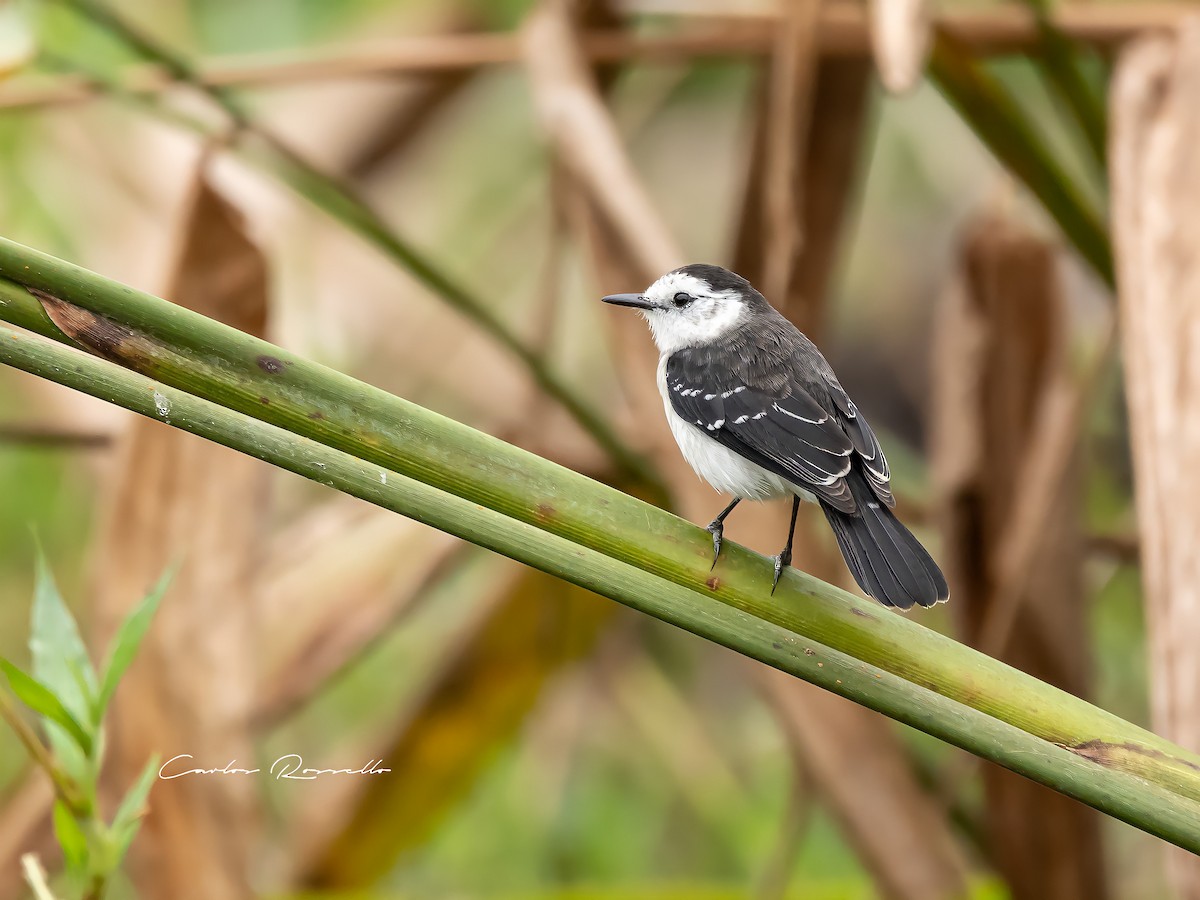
xmin=0 ymin=4 xmax=1191 ymax=112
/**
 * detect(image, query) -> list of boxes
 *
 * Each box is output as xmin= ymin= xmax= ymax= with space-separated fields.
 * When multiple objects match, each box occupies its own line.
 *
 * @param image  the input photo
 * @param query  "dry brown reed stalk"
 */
xmin=759 ymin=0 xmax=820 ymax=306
xmin=1111 ymin=18 xmax=1200 ymax=898
xmin=0 ymin=3 xmax=1191 ymax=112
xmin=522 ymin=8 xmax=968 ymax=886
xmin=978 ymin=316 xmax=1117 ymax=656
xmin=276 ymin=553 xmax=523 ymax=875
xmin=342 ymin=10 xmax=483 ymax=181
xmin=274 ymin=20 xmax=661 ymax=876
xmin=565 ymin=187 xmax=678 ymax=462
xmin=222 ymin=3 xmax=583 ymax=748
xmin=1087 ymin=530 xmax=1139 ymax=565
xmin=525 ymin=7 xmax=970 ymax=889
xmin=522 ymin=0 xmax=684 ymax=280
xmin=254 ymin=506 xmax=466 ymax=726
xmin=744 ymin=410 xmax=967 ymax=899
xmin=734 ymin=57 xmax=871 ymax=336
xmin=747 ymin=534 xmax=971 ymax=899
xmin=76 ymin=167 xmax=271 ymax=899
xmin=0 ymin=426 xmax=110 ymax=448
xmin=737 ymin=41 xmax=969 ymax=895
xmin=868 ymin=0 xmax=931 ymax=94
xmin=932 ymin=216 xmax=1105 ymax=900
xmin=518 ymin=8 xmax=775 ymax=867
xmin=521 ymin=0 xmax=690 ymax=491
xmin=0 ymin=774 xmax=56 ymax=900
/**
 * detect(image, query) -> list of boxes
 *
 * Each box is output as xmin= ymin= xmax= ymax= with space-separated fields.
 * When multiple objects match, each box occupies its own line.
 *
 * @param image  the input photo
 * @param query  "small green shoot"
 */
xmin=0 ymin=551 xmax=171 ymax=900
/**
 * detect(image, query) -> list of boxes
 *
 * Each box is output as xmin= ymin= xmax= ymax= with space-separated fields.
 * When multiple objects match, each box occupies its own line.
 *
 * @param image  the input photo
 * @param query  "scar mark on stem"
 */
xmin=32 ymin=289 xmax=138 ymax=362
xmin=153 ymin=390 xmax=171 ymax=421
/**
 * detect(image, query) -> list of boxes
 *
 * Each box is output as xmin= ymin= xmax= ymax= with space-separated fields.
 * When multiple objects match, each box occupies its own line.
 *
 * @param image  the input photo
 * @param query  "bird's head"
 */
xmin=602 ymin=264 xmax=766 ymax=354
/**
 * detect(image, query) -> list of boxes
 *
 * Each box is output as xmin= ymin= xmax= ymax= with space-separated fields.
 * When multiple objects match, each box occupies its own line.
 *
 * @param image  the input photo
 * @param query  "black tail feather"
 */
xmin=820 ymin=474 xmax=948 ymax=610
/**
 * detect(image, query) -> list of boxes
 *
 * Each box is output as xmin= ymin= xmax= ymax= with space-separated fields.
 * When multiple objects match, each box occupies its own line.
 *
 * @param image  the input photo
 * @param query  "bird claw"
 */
xmin=705 ymin=520 xmax=724 ymax=570
xmin=771 ymin=548 xmax=792 ymax=595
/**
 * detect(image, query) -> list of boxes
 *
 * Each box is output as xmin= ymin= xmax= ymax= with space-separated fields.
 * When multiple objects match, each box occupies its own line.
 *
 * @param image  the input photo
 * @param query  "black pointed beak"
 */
xmin=602 ymin=293 xmax=654 ymax=310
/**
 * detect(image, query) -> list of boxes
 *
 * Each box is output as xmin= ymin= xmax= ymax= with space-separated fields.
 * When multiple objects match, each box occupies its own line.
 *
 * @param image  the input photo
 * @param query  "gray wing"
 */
xmin=824 ymin=379 xmax=893 ymax=504
xmin=665 ymin=347 xmax=894 ymax=513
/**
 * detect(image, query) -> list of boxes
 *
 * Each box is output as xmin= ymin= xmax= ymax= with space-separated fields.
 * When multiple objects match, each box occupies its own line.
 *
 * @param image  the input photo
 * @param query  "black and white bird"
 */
xmin=602 ymin=263 xmax=948 ymax=610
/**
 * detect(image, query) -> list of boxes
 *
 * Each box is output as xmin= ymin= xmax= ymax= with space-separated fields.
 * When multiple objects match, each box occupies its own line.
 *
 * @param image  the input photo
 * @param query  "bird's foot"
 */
xmin=705 ymin=519 xmax=724 ymax=569
xmin=771 ymin=546 xmax=793 ymax=595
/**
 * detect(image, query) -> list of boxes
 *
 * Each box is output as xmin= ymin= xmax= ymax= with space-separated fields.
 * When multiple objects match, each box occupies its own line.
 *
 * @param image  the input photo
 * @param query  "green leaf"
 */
xmin=0 ymin=658 xmax=92 ymax=755
xmin=111 ymin=755 xmax=158 ymax=860
xmin=95 ymin=568 xmax=172 ymax=723
xmin=927 ymin=28 xmax=1113 ymax=287
xmin=53 ymin=799 xmax=88 ymax=871
xmin=44 ymin=720 xmax=91 ymax=786
xmin=30 ymin=550 xmax=97 ymax=726
xmin=1017 ymin=0 xmax=1107 ymax=169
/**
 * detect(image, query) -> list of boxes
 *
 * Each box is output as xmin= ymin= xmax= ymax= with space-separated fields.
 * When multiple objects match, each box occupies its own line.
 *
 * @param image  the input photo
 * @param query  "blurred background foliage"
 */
xmin=0 ymin=0 xmax=1178 ymax=897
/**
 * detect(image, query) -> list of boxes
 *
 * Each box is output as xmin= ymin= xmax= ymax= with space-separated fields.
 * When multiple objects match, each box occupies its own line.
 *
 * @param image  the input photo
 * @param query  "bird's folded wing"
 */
xmin=665 ymin=352 xmax=861 ymax=512
xmin=825 ymin=381 xmax=894 ymax=507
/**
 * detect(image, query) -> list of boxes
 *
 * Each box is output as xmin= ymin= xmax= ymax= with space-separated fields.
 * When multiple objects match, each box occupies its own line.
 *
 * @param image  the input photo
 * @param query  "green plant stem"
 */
xmin=1032 ymin=27 xmax=1107 ymax=170
xmin=46 ymin=0 xmax=663 ymax=496
xmin=928 ymin=27 xmax=1113 ymax=286
xmin=3 ymin=322 xmax=1200 ymax=852
xmin=1 ymin=240 xmax=1200 ymax=805
xmin=0 ymin=688 xmax=89 ymax=816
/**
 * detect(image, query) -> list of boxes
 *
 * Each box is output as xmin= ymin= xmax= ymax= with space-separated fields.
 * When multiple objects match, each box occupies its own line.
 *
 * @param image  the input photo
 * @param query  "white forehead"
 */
xmin=646 ymin=271 xmax=725 ymax=299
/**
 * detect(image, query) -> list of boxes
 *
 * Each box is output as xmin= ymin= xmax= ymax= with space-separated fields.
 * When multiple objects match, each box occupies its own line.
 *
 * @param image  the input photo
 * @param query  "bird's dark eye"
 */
xmin=673 ymin=292 xmax=693 ymax=307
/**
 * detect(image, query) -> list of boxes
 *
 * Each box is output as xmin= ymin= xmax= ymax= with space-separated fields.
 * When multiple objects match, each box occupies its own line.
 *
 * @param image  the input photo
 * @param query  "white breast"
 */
xmin=656 ymin=356 xmax=811 ymax=502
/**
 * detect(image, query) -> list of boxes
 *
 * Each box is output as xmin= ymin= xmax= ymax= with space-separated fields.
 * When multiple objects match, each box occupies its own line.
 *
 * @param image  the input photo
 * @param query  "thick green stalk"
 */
xmin=928 ymin=28 xmax=1113 ymax=286
xmin=46 ymin=0 xmax=662 ymax=495
xmin=3 ymin=321 xmax=1200 ymax=851
xmin=0 ymin=239 xmax=1199 ymax=804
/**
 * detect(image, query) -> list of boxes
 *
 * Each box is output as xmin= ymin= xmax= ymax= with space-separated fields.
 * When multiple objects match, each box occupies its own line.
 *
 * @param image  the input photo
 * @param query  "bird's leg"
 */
xmin=705 ymin=497 xmax=742 ymax=569
xmin=772 ymin=496 xmax=801 ymax=594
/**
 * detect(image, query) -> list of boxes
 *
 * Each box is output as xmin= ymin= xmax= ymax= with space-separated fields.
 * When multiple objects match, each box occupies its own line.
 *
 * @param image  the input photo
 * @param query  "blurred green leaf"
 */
xmin=0 ymin=657 xmax=91 ymax=754
xmin=95 ymin=568 xmax=171 ymax=724
xmin=44 ymin=719 xmax=91 ymax=786
xmin=52 ymin=797 xmax=87 ymax=870
xmin=928 ymin=28 xmax=1113 ymax=287
xmin=1019 ymin=0 xmax=1107 ymax=169
xmin=111 ymin=754 xmax=158 ymax=859
xmin=30 ymin=550 xmax=96 ymax=724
